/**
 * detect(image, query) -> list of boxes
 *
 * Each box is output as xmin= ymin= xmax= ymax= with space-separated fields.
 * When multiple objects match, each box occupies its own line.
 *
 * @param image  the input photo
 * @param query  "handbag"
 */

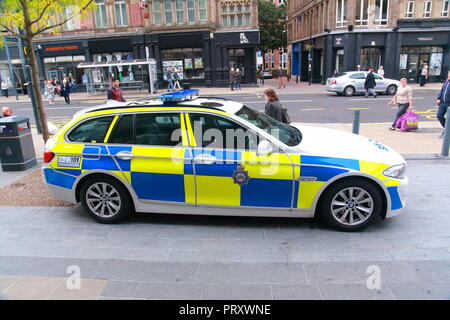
xmin=395 ymin=111 xmax=419 ymax=131
xmin=281 ymin=107 xmax=291 ymax=124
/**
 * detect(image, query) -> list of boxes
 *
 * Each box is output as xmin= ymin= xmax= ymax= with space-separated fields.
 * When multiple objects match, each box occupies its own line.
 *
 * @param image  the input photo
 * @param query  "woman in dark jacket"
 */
xmin=264 ymin=89 xmax=283 ymax=122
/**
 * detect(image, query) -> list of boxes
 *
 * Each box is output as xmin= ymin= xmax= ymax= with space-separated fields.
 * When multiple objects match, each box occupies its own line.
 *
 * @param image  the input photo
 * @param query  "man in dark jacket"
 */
xmin=437 ymin=70 xmax=450 ymax=138
xmin=60 ymin=79 xmax=72 ymax=104
xmin=229 ymin=67 xmax=236 ymax=91
xmin=364 ymin=67 xmax=377 ymax=98
xmin=107 ymin=79 xmax=126 ymax=102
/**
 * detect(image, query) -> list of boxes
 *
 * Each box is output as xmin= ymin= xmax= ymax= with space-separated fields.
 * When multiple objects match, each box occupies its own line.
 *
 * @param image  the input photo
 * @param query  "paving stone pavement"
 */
xmin=0 ymin=159 xmax=449 ymax=300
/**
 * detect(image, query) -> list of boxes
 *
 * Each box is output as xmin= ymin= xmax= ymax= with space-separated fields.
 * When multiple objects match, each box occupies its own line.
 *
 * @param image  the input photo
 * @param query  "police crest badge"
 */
xmin=232 ymin=165 xmax=250 ymax=186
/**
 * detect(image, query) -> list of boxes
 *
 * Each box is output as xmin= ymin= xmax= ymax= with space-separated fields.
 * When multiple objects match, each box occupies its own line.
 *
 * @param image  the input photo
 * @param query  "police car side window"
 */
xmin=68 ymin=116 xmax=114 ymax=143
xmin=188 ymin=113 xmax=257 ymax=150
xmin=135 ymin=113 xmax=182 ymax=146
xmin=350 ymin=73 xmax=365 ymax=80
xmin=108 ymin=114 xmax=135 ymax=144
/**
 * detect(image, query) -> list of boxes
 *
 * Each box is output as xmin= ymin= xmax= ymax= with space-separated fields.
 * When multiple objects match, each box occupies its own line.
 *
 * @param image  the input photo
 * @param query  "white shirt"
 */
xmin=1 ymin=81 xmax=7 ymax=90
xmin=377 ymin=69 xmax=384 ymax=77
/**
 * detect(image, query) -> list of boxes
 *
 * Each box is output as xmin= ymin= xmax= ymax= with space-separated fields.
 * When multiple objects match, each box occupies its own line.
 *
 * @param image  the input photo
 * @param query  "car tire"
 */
xmin=80 ymin=175 xmax=133 ymax=224
xmin=343 ymin=86 xmax=355 ymax=96
xmin=318 ymin=178 xmax=383 ymax=232
xmin=387 ymin=84 xmax=397 ymax=95
xmin=336 ymin=92 xmax=343 ymax=96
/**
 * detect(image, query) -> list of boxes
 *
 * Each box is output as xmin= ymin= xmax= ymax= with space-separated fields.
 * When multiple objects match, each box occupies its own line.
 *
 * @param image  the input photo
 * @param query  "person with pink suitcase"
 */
xmin=388 ymin=78 xmax=413 ymax=131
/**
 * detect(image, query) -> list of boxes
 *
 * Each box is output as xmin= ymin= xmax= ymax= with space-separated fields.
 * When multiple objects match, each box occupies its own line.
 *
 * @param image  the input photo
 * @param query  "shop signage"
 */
xmin=40 ymin=42 xmax=84 ymax=56
xmin=240 ymin=33 xmax=250 ymax=44
xmin=418 ymin=37 xmax=433 ymax=41
xmin=335 ymin=37 xmax=343 ymax=46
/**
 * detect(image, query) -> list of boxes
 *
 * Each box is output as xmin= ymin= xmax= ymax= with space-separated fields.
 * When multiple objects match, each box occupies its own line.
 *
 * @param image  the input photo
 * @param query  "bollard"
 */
xmin=440 ymin=107 xmax=450 ymax=157
xmin=352 ymin=110 xmax=361 ymax=134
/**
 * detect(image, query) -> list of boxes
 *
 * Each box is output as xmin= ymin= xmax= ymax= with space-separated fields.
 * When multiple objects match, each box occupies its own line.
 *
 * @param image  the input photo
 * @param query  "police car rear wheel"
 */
xmin=80 ymin=176 xmax=131 ymax=223
xmin=319 ymin=179 xmax=382 ymax=232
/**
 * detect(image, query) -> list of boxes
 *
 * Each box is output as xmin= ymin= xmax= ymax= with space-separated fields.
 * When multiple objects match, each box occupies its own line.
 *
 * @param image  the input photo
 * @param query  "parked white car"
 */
xmin=326 ymin=71 xmax=400 ymax=96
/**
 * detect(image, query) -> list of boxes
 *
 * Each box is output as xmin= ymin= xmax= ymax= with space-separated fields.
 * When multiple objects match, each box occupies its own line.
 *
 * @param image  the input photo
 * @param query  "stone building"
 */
xmin=287 ymin=0 xmax=450 ymax=83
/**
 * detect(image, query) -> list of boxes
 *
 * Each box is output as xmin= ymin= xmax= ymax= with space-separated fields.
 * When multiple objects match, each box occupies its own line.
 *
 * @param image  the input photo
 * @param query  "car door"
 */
xmin=373 ymin=73 xmax=386 ymax=92
xmin=349 ymin=72 xmax=366 ymax=92
xmin=107 ymin=112 xmax=195 ymax=204
xmin=185 ymin=111 xmax=295 ymax=209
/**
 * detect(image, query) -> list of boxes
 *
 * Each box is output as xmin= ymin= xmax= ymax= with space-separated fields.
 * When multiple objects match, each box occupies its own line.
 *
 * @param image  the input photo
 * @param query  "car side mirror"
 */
xmin=257 ymin=140 xmax=273 ymax=156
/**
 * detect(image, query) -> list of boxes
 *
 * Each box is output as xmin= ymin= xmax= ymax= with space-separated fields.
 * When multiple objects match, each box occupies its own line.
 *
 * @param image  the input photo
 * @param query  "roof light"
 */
xmin=159 ymin=89 xmax=199 ymax=103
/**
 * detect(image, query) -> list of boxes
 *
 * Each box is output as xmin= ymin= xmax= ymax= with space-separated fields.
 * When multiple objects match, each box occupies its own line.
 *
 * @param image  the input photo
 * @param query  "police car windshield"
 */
xmin=236 ymin=106 xmax=302 ymax=146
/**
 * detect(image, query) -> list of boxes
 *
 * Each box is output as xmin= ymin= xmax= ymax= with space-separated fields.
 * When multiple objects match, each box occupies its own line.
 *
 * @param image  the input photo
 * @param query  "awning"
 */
xmin=77 ymin=59 xmax=150 ymax=68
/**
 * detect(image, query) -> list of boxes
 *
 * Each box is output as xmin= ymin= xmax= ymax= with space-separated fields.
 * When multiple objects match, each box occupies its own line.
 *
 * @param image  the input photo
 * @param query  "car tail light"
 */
xmin=44 ymin=151 xmax=55 ymax=163
xmin=332 ymin=79 xmax=337 ymax=84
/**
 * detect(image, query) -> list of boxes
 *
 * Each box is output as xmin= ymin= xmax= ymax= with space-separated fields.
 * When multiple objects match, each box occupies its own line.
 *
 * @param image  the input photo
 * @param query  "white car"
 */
xmin=326 ymin=71 xmax=400 ymax=96
xmin=43 ymin=90 xmax=408 ymax=231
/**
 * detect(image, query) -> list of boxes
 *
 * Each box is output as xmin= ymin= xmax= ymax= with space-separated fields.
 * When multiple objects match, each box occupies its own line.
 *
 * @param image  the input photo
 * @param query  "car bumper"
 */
xmin=385 ymin=176 xmax=409 ymax=218
xmin=326 ymin=85 xmax=343 ymax=93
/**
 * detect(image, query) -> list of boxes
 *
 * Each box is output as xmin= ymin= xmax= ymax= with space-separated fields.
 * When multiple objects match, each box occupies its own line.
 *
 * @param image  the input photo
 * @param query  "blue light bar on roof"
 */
xmin=159 ymin=89 xmax=199 ymax=102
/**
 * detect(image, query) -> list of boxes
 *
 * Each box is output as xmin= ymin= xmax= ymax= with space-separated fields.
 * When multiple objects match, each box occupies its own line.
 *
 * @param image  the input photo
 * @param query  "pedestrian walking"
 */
xmin=107 ymin=79 xmax=126 ymax=102
xmin=44 ymin=80 xmax=56 ymax=105
xmin=436 ymin=70 xmax=450 ymax=138
xmin=1 ymin=79 xmax=8 ymax=98
xmin=264 ymin=89 xmax=283 ymax=122
xmin=277 ymin=66 xmax=286 ymax=89
xmin=173 ymin=71 xmax=181 ymax=91
xmin=229 ymin=67 xmax=236 ymax=91
xmin=377 ymin=65 xmax=385 ymax=77
xmin=388 ymin=78 xmax=413 ymax=131
xmin=166 ymin=69 xmax=175 ymax=92
xmin=364 ymin=67 xmax=377 ymax=98
xmin=235 ymin=68 xmax=242 ymax=90
xmin=60 ymin=79 xmax=71 ymax=104
xmin=419 ymin=64 xmax=428 ymax=87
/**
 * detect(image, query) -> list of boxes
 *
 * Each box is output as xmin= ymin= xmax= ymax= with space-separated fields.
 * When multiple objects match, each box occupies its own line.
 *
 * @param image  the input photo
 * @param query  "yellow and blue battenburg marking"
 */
xmin=44 ymin=141 xmax=403 ymax=211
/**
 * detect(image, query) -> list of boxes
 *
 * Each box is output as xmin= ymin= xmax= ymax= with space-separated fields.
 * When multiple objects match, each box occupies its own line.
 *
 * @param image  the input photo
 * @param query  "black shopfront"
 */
xmin=145 ymin=30 xmax=259 ymax=88
xmin=295 ymin=20 xmax=449 ymax=84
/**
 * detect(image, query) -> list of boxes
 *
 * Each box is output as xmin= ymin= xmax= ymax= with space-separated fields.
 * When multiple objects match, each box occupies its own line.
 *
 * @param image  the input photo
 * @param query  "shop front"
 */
xmin=37 ymin=41 xmax=87 ymax=87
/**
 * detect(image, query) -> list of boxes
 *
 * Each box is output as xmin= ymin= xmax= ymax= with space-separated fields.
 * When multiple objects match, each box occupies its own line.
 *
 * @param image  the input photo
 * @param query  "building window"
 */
xmin=199 ymin=0 xmax=207 ymax=21
xmin=94 ymin=0 xmax=108 ymax=27
xmin=245 ymin=5 xmax=251 ymax=26
xmin=153 ymin=0 xmax=161 ymax=25
xmin=335 ymin=0 xmax=347 ymax=27
xmin=442 ymin=0 xmax=449 ymax=17
xmin=355 ymin=0 xmax=369 ymax=25
xmin=187 ymin=0 xmax=195 ymax=22
xmin=115 ymin=0 xmax=128 ymax=26
xmin=63 ymin=6 xmax=76 ymax=30
xmin=375 ymin=0 xmax=389 ymax=25
xmin=164 ymin=0 xmax=173 ymax=24
xmin=405 ymin=1 xmax=414 ymax=18
xmin=176 ymin=0 xmax=184 ymax=24
xmin=423 ymin=1 xmax=432 ymax=18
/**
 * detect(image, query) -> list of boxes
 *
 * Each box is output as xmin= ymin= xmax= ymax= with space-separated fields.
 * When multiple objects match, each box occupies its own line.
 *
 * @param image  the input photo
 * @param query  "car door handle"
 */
xmin=193 ymin=154 xmax=216 ymax=165
xmin=115 ymin=151 xmax=135 ymax=161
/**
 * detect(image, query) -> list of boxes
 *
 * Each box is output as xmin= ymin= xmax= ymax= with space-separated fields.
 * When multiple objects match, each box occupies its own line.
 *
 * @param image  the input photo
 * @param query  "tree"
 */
xmin=258 ymin=0 xmax=287 ymax=65
xmin=0 ymin=0 xmax=96 ymax=142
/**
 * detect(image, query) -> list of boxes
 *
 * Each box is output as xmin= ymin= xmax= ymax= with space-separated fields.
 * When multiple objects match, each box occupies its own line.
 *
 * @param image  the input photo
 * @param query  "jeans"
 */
xmin=64 ymin=94 xmax=70 ymax=104
xmin=236 ymin=81 xmax=241 ymax=90
xmin=365 ymin=88 xmax=377 ymax=97
xmin=167 ymin=80 xmax=174 ymax=91
xmin=392 ymin=103 xmax=409 ymax=128
xmin=437 ymin=103 xmax=450 ymax=128
xmin=1 ymin=89 xmax=8 ymax=97
xmin=230 ymin=82 xmax=235 ymax=90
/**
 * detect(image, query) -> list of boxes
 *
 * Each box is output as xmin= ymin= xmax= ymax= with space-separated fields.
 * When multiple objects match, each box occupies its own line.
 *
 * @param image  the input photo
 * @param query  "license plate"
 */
xmin=57 ymin=156 xmax=81 ymax=168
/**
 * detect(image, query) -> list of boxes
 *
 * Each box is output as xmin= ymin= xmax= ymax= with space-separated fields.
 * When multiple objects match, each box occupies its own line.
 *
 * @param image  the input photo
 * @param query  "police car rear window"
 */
xmin=67 ymin=116 xmax=114 ymax=143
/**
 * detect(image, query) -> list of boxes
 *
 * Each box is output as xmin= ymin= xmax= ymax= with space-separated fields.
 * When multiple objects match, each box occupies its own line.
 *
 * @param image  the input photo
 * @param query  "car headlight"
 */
xmin=383 ymin=164 xmax=407 ymax=179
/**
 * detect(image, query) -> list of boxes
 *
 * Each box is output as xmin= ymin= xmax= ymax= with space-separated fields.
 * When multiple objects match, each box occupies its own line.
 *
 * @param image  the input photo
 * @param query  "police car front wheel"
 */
xmin=319 ymin=179 xmax=382 ymax=232
xmin=80 ymin=176 xmax=132 ymax=223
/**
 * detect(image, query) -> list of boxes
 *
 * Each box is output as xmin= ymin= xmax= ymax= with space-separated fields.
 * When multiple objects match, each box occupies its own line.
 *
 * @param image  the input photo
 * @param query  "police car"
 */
xmin=43 ymin=89 xmax=408 ymax=231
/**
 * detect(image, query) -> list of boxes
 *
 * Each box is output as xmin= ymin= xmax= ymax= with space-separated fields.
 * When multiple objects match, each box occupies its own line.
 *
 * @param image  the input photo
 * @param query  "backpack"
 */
xmin=281 ymin=107 xmax=291 ymax=124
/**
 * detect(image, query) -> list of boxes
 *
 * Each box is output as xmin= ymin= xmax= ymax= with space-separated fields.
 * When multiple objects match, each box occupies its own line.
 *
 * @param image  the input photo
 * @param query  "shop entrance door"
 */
xmin=229 ymin=49 xmax=246 ymax=83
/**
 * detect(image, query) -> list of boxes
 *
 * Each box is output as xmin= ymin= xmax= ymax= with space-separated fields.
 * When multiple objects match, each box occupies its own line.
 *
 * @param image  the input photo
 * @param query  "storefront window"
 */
xmin=91 ymin=52 xmax=136 ymax=84
xmin=44 ymin=55 xmax=86 ymax=84
xmin=360 ymin=47 xmax=382 ymax=71
xmin=161 ymin=48 xmax=205 ymax=80
xmin=399 ymin=47 xmax=444 ymax=80
xmin=228 ymin=49 xmax=245 ymax=77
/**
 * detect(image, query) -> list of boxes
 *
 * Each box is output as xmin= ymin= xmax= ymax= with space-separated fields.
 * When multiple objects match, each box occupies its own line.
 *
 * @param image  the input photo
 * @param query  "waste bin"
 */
xmin=0 ymin=116 xmax=37 ymax=171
